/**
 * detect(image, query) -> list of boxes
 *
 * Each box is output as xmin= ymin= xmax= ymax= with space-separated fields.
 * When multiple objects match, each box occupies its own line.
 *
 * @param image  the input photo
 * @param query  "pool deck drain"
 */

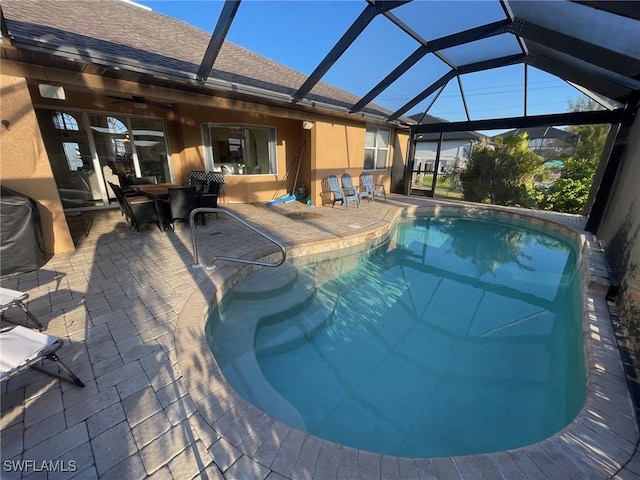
xmin=1 ymin=195 xmax=638 ymax=479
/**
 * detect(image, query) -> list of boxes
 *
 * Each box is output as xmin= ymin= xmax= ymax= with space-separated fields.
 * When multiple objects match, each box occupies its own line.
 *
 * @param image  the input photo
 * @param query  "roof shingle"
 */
xmin=2 ymin=0 xmax=391 ymax=118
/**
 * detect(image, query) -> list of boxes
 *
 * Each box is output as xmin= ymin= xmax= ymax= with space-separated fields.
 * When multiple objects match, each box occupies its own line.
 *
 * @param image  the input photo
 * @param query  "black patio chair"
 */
xmin=109 ymin=182 xmax=161 ymax=232
xmin=199 ymin=181 xmax=220 ymax=220
xmin=129 ymin=175 xmax=158 ymax=185
xmin=164 ymin=186 xmax=201 ymax=228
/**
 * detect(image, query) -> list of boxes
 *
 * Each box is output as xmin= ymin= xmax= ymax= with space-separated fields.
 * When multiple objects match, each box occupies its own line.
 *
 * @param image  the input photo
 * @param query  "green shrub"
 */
xmin=540 ymin=157 xmax=598 ymax=214
xmin=460 ymin=134 xmax=544 ymax=207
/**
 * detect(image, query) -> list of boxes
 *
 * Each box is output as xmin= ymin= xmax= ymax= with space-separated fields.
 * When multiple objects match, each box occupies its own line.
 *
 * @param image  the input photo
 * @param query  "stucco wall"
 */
xmin=597 ymin=110 xmax=640 ymax=363
xmin=391 ymin=131 xmax=410 ymax=194
xmin=27 ymin=85 xmax=313 ymax=204
xmin=310 ymin=121 xmax=400 ymax=206
xmin=174 ymin=104 xmax=308 ymax=203
xmin=0 ymin=74 xmax=75 ymax=254
xmin=4 ymin=63 xmax=408 ymax=253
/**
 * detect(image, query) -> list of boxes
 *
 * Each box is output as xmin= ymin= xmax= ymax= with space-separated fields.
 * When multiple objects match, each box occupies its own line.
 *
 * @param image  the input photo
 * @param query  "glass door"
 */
xmin=130 ymin=118 xmax=172 ymax=183
xmin=34 ymin=110 xmax=105 ymax=208
xmin=88 ymin=114 xmax=135 ymax=200
xmin=36 ymin=109 xmax=173 ymax=208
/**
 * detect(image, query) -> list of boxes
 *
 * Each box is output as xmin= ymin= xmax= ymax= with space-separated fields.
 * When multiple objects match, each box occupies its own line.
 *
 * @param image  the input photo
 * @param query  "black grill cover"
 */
xmin=1 ymin=187 xmax=48 ymax=276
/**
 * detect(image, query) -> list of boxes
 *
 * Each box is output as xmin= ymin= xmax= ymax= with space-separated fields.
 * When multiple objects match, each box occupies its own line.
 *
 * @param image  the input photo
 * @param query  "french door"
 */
xmin=34 ymin=108 xmax=172 ymax=209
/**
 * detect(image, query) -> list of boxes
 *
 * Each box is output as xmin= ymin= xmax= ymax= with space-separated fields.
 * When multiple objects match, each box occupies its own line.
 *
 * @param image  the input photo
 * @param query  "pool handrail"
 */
xmin=189 ymin=207 xmax=286 ymax=270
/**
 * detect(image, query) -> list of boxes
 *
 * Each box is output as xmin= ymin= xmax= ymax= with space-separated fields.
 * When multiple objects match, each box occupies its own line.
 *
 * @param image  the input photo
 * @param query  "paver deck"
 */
xmin=1 ymin=195 xmax=638 ymax=479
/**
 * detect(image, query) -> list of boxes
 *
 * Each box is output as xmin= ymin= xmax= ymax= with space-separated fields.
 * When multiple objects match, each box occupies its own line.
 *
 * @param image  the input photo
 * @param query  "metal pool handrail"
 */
xmin=189 ymin=207 xmax=286 ymax=270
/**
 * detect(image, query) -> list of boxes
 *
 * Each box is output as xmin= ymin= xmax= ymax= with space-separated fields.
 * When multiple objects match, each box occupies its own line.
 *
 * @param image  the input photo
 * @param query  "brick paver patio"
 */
xmin=1 ymin=195 xmax=638 ymax=479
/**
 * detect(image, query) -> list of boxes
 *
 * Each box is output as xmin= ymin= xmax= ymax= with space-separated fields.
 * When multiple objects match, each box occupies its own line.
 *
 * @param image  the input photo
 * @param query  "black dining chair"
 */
xmin=199 ymin=181 xmax=220 ymax=220
xmin=129 ymin=175 xmax=158 ymax=185
xmin=189 ymin=176 xmax=206 ymax=194
xmin=164 ymin=186 xmax=201 ymax=228
xmin=109 ymin=182 xmax=161 ymax=232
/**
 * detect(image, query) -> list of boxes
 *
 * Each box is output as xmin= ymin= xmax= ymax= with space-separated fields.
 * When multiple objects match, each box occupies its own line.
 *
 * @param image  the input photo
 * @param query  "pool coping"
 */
xmin=175 ymin=201 xmax=638 ymax=479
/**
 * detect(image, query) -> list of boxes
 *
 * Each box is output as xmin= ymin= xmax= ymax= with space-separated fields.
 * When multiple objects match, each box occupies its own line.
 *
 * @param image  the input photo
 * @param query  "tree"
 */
xmin=459 ymin=134 xmax=544 ymax=207
xmin=567 ymin=98 xmax=609 ymax=161
xmin=540 ymin=98 xmax=609 ymax=213
xmin=540 ymin=157 xmax=597 ymax=213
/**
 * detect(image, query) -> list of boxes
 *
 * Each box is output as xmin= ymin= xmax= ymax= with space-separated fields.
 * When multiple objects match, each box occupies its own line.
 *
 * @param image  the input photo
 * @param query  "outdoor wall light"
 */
xmin=38 ymin=84 xmax=66 ymax=100
xmin=302 ymin=121 xmax=314 ymax=130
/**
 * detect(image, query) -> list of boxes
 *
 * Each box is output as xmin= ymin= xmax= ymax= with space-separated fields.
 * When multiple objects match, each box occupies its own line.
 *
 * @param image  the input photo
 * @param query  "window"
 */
xmin=52 ymin=112 xmax=79 ymax=131
xmin=364 ymin=127 xmax=390 ymax=170
xmin=203 ymin=124 xmax=277 ymax=175
xmin=62 ymin=142 xmax=83 ymax=171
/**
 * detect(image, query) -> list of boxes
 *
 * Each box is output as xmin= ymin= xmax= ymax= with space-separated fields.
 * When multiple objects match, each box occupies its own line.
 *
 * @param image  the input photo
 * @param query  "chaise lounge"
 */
xmin=0 ymin=325 xmax=85 ymax=387
xmin=0 ymin=287 xmax=44 ymax=331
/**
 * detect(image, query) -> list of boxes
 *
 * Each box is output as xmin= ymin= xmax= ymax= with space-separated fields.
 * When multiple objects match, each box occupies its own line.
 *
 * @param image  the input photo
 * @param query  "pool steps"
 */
xmin=233 ymin=261 xmax=298 ymax=300
xmin=210 ymin=261 xmax=339 ymax=431
xmin=254 ymin=290 xmax=337 ymax=355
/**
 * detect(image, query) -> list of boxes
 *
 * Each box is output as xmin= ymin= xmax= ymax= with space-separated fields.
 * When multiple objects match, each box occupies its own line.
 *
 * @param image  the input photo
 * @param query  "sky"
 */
xmin=137 ymin=0 xmax=588 ymax=126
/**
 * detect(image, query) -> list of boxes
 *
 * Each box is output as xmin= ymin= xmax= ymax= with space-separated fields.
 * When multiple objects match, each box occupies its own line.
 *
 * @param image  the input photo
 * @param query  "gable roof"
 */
xmin=0 ymin=0 xmax=392 ymax=119
xmin=495 ymin=126 xmax=579 ymax=144
xmin=408 ymin=113 xmax=485 ymax=142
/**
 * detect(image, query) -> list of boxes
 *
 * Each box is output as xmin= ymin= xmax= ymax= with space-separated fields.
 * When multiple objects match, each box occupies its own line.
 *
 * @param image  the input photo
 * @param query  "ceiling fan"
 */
xmin=107 ymin=95 xmax=172 ymax=110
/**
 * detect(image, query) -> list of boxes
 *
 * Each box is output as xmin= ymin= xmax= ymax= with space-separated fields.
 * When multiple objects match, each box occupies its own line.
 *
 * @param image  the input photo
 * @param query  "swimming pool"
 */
xmin=206 ymin=215 xmax=586 ymax=457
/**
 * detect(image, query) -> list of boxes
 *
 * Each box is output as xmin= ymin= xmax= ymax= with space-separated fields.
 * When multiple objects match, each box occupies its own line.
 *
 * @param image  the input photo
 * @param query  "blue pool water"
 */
xmin=206 ymin=216 xmax=586 ymax=457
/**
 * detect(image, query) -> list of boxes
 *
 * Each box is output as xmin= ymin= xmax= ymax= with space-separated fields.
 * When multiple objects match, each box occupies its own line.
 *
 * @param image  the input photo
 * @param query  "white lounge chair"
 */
xmin=0 ymin=325 xmax=85 ymax=387
xmin=0 ymin=287 xmax=44 ymax=331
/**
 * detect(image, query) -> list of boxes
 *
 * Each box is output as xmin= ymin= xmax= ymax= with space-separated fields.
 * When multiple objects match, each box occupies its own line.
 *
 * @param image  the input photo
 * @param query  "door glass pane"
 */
xmin=35 ymin=110 xmax=104 ymax=208
xmin=413 ymin=142 xmax=438 ymax=191
xmin=89 ymin=114 xmax=133 ymax=199
xmin=131 ymin=118 xmax=171 ymax=183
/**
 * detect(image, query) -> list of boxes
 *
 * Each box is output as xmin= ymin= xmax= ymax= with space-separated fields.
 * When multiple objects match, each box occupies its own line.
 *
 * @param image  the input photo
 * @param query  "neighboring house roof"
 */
xmin=493 ymin=126 xmax=579 ymax=144
xmin=0 ymin=0 xmax=392 ymax=120
xmin=408 ymin=114 xmax=486 ymax=142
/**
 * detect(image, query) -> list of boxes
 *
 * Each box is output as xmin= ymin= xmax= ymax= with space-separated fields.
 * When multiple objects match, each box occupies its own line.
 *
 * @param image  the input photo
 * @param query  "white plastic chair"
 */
xmin=359 ymin=172 xmax=387 ymax=202
xmin=320 ymin=175 xmax=359 ymax=210
xmin=341 ymin=173 xmax=369 ymax=204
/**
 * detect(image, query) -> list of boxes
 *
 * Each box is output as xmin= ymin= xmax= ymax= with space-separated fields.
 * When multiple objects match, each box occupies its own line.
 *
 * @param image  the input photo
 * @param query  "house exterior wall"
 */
xmin=311 ymin=120 xmax=364 ymax=206
xmin=596 ymin=110 xmax=640 ymax=362
xmin=391 ymin=130 xmax=410 ymax=194
xmin=0 ymin=74 xmax=75 ymax=254
xmin=310 ymin=121 xmax=401 ymax=207
xmin=0 ymin=64 xmax=409 ymax=252
xmin=174 ymin=104 xmax=308 ymax=203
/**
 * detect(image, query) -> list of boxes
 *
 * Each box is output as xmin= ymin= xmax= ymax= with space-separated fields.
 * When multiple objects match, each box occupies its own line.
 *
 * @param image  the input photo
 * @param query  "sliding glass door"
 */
xmin=131 ymin=117 xmax=171 ymax=183
xmin=35 ymin=110 xmax=104 ymax=208
xmin=35 ymin=108 xmax=172 ymax=209
xmin=89 ymin=114 xmax=134 ymax=200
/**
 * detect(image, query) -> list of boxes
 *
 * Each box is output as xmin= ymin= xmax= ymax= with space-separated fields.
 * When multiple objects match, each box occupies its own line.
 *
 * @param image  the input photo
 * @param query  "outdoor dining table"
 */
xmin=130 ymin=183 xmax=179 ymax=232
